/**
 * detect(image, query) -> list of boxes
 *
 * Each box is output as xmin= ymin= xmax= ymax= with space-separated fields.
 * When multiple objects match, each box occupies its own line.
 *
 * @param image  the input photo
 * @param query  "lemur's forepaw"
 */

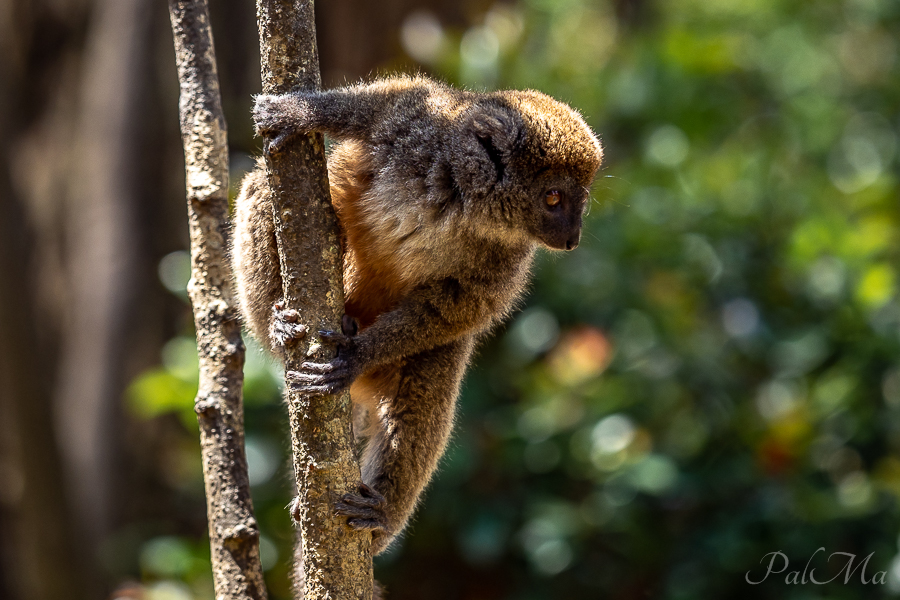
xmin=253 ymin=93 xmax=301 ymax=154
xmin=285 ymin=319 xmax=361 ymax=395
xmin=286 ymin=355 xmax=353 ymax=395
xmin=252 ymin=94 xmax=286 ymax=132
xmin=335 ymin=482 xmax=388 ymax=535
xmin=271 ymin=301 xmax=307 ymax=348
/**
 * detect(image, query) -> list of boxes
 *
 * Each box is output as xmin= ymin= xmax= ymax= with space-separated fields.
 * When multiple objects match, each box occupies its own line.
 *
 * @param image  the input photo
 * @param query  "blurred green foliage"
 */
xmin=127 ymin=0 xmax=900 ymax=598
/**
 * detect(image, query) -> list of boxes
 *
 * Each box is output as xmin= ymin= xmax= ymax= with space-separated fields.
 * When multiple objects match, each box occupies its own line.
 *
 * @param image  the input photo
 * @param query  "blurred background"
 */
xmin=2 ymin=0 xmax=900 ymax=598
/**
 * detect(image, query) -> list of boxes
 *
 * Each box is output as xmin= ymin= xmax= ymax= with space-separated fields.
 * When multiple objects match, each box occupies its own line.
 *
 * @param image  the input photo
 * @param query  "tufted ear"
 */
xmin=464 ymin=104 xmax=523 ymax=186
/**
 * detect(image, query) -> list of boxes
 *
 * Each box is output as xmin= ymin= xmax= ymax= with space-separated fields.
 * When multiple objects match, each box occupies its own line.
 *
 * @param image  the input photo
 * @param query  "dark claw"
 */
xmin=342 ymin=314 xmax=359 ymax=336
xmin=290 ymin=496 xmax=302 ymax=523
xmin=335 ymin=483 xmax=388 ymax=534
xmin=318 ymin=329 xmax=352 ymax=345
xmin=263 ymin=130 xmax=295 ymax=156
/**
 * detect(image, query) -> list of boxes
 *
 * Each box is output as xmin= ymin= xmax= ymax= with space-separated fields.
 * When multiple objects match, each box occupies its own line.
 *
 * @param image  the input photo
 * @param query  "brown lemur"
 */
xmin=232 ymin=75 xmax=603 ymax=555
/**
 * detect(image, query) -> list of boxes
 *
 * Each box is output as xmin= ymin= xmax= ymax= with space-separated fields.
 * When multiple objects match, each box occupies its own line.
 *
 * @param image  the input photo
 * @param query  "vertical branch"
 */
xmin=168 ymin=1 xmax=268 ymax=598
xmin=256 ymin=1 xmax=374 ymax=599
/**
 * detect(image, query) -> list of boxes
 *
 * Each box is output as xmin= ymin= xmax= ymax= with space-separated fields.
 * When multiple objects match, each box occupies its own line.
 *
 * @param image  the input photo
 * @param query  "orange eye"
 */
xmin=545 ymin=190 xmax=562 ymax=207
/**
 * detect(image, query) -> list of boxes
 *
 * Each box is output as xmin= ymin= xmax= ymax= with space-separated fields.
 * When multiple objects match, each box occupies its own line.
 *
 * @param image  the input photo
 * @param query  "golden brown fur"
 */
xmin=330 ymin=140 xmax=407 ymax=329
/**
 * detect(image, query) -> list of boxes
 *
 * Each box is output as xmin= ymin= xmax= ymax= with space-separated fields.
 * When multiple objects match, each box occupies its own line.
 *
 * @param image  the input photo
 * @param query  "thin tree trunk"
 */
xmin=168 ymin=1 xmax=268 ymax=598
xmin=255 ymin=1 xmax=374 ymax=598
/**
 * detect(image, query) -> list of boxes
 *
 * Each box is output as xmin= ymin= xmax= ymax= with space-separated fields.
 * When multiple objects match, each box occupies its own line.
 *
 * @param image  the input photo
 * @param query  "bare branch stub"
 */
xmin=169 ymin=0 xmax=268 ymax=598
xmin=256 ymin=0 xmax=374 ymax=598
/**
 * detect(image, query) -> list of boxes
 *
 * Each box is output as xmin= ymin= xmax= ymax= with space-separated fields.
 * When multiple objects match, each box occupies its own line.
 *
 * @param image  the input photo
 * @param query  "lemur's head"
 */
xmin=451 ymin=89 xmax=603 ymax=251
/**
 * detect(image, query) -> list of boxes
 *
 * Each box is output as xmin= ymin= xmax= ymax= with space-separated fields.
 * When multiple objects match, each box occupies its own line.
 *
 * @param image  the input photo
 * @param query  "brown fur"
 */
xmin=330 ymin=140 xmax=407 ymax=329
xmin=232 ymin=76 xmax=602 ymax=559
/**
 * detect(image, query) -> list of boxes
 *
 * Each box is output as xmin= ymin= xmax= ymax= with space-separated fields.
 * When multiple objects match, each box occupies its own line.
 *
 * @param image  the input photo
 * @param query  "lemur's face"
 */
xmin=505 ymin=97 xmax=601 ymax=251
xmin=530 ymin=177 xmax=591 ymax=251
xmin=451 ymin=94 xmax=602 ymax=249
xmin=473 ymin=151 xmax=598 ymax=251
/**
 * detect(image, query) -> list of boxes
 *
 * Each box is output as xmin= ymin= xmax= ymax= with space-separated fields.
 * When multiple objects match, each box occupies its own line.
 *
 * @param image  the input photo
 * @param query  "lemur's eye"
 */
xmin=545 ymin=189 xmax=562 ymax=207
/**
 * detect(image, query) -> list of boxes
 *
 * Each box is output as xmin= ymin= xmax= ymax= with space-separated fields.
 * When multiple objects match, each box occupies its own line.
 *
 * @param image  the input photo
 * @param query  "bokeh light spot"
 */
xmin=401 ymin=11 xmax=445 ymax=65
xmin=592 ymin=414 xmax=636 ymax=454
xmin=140 ymin=537 xmax=193 ymax=578
xmin=158 ymin=250 xmax=191 ymax=295
xmin=507 ymin=307 xmax=560 ymax=361
xmin=721 ymin=298 xmax=759 ymax=338
xmin=646 ymin=124 xmax=690 ymax=167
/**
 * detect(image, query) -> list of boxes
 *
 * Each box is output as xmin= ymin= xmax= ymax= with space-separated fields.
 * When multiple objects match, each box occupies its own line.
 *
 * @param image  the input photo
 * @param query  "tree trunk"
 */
xmin=0 ymin=172 xmax=86 ymax=600
xmin=54 ymin=0 xmax=148 ymax=563
xmin=169 ymin=1 xmax=268 ymax=598
xmin=255 ymin=1 xmax=374 ymax=598
xmin=0 ymin=0 xmax=99 ymax=597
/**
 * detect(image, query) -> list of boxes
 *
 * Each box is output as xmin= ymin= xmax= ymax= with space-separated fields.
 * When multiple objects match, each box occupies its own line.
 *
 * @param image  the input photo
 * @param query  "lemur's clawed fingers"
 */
xmin=271 ymin=301 xmax=307 ymax=347
xmin=336 ymin=483 xmax=388 ymax=534
xmin=263 ymin=131 xmax=296 ymax=156
xmin=284 ymin=323 xmax=360 ymax=395
xmin=286 ymin=358 xmax=352 ymax=395
xmin=350 ymin=482 xmax=385 ymax=506
xmin=252 ymin=94 xmax=286 ymax=133
xmin=294 ymin=483 xmax=388 ymax=535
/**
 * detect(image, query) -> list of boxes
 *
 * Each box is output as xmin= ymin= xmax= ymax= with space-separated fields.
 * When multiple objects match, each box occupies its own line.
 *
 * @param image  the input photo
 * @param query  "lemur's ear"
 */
xmin=472 ymin=105 xmax=521 ymax=148
xmin=459 ymin=104 xmax=523 ymax=189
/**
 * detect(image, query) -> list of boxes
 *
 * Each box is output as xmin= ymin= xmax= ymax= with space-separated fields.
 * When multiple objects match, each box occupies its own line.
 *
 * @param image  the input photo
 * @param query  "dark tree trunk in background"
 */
xmin=0 ymin=2 xmax=93 ymax=599
xmin=0 ymin=0 xmax=171 ymax=597
xmin=0 ymin=175 xmax=86 ymax=600
xmin=316 ymin=0 xmax=464 ymax=86
xmin=54 ymin=0 xmax=148 ymax=558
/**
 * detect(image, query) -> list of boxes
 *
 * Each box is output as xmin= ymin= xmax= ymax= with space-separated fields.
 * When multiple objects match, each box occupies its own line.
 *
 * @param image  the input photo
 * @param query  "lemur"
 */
xmin=233 ymin=75 xmax=603 ymax=556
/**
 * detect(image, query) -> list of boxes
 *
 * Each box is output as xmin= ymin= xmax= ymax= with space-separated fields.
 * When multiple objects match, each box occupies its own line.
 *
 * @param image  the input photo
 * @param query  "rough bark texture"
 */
xmin=256 ymin=1 xmax=375 ymax=598
xmin=169 ymin=1 xmax=268 ymax=599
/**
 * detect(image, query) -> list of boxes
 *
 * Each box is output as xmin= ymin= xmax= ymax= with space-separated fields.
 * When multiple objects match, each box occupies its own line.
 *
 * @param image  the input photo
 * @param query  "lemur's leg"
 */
xmin=339 ymin=335 xmax=475 ymax=554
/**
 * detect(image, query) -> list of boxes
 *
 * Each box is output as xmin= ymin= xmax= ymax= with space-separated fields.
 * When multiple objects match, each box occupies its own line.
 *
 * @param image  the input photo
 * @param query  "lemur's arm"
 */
xmin=253 ymin=78 xmax=426 ymax=150
xmin=287 ymin=273 xmax=520 ymax=395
